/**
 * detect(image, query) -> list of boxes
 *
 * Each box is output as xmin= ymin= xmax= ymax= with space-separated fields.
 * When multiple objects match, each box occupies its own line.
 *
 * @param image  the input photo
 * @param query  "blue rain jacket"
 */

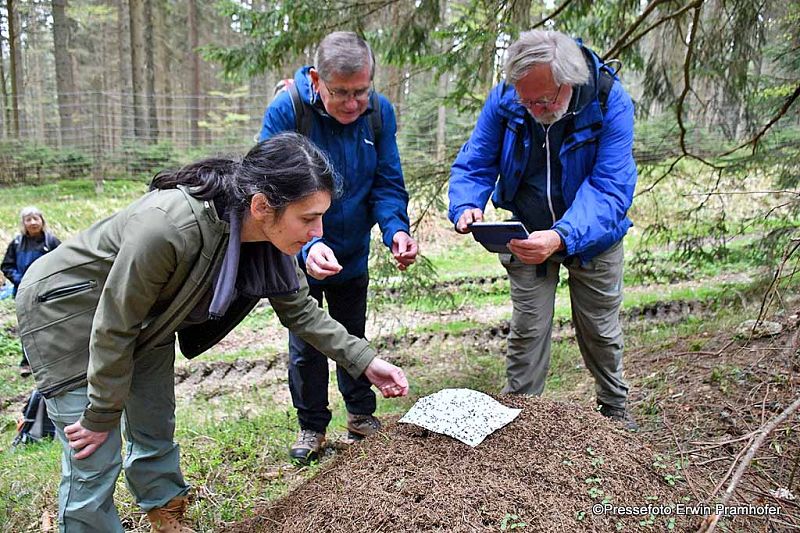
xmin=258 ymin=66 xmax=410 ymax=284
xmin=448 ymin=45 xmax=637 ymax=263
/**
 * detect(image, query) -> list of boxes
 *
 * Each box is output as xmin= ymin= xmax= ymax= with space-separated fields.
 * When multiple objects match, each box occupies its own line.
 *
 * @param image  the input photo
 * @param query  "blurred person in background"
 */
xmin=2 ymin=205 xmax=61 ymax=376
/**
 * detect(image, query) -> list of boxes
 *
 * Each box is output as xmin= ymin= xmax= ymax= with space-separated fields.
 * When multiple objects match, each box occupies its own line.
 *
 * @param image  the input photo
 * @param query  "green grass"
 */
xmin=427 ymin=237 xmax=506 ymax=280
xmin=0 ymin=299 xmax=31 ymax=410
xmin=0 ymin=179 xmax=147 ymax=243
xmin=0 ymin=439 xmax=61 ymax=531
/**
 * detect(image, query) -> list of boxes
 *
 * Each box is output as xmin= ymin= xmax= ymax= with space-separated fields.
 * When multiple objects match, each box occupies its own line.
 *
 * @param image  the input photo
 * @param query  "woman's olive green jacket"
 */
xmin=16 ymin=187 xmax=376 ymax=432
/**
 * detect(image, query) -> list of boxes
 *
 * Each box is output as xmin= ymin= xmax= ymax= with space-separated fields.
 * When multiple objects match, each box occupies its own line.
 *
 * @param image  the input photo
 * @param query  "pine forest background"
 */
xmin=0 ymin=0 xmax=797 ymax=278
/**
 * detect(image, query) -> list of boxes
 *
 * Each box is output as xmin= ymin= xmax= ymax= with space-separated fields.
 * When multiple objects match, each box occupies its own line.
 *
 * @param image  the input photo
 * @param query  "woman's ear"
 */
xmin=250 ymin=193 xmax=270 ymax=221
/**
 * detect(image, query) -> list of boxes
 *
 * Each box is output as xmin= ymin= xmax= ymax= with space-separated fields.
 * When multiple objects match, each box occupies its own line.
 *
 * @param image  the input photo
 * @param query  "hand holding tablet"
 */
xmin=467 ymin=221 xmax=530 ymax=253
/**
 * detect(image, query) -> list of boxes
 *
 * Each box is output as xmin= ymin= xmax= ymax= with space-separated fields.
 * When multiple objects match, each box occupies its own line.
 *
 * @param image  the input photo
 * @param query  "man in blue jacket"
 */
xmin=259 ymin=31 xmax=418 ymax=462
xmin=449 ymin=30 xmax=638 ymax=429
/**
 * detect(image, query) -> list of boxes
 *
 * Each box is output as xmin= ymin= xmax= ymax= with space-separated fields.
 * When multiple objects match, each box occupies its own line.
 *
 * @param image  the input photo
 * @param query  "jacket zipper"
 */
xmin=544 ymin=124 xmax=556 ymax=225
xmin=37 ymin=280 xmax=97 ymax=303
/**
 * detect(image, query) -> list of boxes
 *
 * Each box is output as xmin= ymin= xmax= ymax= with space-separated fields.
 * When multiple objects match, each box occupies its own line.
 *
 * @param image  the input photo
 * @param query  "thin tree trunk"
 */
xmin=7 ymin=0 xmax=20 ymax=137
xmin=28 ymin=18 xmax=46 ymax=144
xmin=188 ymin=0 xmax=200 ymax=146
xmin=129 ymin=0 xmax=147 ymax=139
xmin=144 ymin=0 xmax=157 ymax=143
xmin=436 ymin=0 xmax=449 ymax=161
xmin=117 ymin=0 xmax=133 ymax=145
xmin=152 ymin=0 xmax=170 ymax=143
xmin=0 ymin=22 xmax=9 ymax=138
xmin=52 ymin=0 xmax=75 ymax=147
xmin=436 ymin=74 xmax=448 ymax=161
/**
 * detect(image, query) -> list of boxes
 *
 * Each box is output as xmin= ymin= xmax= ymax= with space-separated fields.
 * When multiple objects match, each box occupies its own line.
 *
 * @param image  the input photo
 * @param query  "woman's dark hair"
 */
xmin=149 ymin=132 xmax=340 ymax=215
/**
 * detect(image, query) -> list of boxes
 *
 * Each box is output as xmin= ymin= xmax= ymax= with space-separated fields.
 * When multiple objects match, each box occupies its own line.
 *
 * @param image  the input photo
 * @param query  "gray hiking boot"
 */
xmin=598 ymin=404 xmax=639 ymax=432
xmin=289 ymin=429 xmax=326 ymax=465
xmin=346 ymin=413 xmax=382 ymax=441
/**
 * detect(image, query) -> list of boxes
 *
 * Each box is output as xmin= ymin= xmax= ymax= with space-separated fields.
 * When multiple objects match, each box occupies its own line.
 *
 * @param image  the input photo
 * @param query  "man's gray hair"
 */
xmin=18 ymin=205 xmax=47 ymax=235
xmin=504 ymin=30 xmax=589 ymax=86
xmin=314 ymin=31 xmax=375 ymax=81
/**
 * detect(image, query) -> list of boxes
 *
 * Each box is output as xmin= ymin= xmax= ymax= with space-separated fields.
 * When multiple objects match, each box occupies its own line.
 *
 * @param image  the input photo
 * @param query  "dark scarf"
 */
xmin=206 ymin=204 xmax=300 ymax=320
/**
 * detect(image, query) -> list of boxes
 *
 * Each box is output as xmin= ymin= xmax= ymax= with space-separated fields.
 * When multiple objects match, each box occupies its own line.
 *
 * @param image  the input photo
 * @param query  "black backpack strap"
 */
xmin=44 ymin=232 xmax=57 ymax=251
xmin=368 ymin=91 xmax=382 ymax=144
xmin=288 ymin=82 xmax=313 ymax=137
xmin=597 ymin=69 xmax=614 ymax=115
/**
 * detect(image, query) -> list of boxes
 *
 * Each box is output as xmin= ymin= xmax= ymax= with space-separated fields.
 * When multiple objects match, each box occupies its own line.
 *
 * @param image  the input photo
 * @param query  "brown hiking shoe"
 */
xmin=289 ymin=429 xmax=326 ymax=465
xmin=598 ymin=404 xmax=639 ymax=432
xmin=146 ymin=495 xmax=195 ymax=533
xmin=346 ymin=413 xmax=382 ymax=441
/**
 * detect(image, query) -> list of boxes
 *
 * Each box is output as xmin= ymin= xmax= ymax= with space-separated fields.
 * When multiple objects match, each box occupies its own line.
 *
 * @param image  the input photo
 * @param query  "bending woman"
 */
xmin=15 ymin=132 xmax=408 ymax=533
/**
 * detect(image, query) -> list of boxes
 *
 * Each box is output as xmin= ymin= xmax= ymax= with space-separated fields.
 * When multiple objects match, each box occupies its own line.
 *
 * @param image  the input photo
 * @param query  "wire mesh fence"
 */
xmin=0 ymin=90 xmax=797 ymax=187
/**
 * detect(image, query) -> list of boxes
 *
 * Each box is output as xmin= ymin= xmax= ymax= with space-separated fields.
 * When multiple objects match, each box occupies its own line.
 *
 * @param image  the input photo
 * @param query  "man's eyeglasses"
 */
xmin=516 ymin=85 xmax=563 ymax=110
xmin=321 ymin=82 xmax=372 ymax=103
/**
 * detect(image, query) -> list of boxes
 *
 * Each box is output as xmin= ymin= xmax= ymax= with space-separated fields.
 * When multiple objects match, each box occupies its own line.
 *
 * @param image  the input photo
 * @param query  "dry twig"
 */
xmin=698 ymin=393 xmax=800 ymax=533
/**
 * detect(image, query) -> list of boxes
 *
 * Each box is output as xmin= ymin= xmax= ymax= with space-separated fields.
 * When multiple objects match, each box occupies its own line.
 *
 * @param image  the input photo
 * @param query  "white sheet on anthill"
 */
xmin=398 ymin=388 xmax=521 ymax=447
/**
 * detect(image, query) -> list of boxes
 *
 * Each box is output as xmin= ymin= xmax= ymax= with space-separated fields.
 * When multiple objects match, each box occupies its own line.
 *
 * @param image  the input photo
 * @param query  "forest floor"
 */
xmin=190 ymin=291 xmax=800 ymax=532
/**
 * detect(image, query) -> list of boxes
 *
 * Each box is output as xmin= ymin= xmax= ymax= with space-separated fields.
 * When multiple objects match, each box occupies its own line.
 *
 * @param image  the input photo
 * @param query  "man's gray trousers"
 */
xmin=499 ymin=240 xmax=628 ymax=409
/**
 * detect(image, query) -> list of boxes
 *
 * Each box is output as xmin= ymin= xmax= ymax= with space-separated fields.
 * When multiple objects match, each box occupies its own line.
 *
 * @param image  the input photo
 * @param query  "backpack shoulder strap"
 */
xmin=44 ymin=232 xmax=57 ymax=251
xmin=288 ymin=82 xmax=313 ymax=137
xmin=597 ymin=69 xmax=614 ymax=115
xmin=368 ymin=92 xmax=383 ymax=144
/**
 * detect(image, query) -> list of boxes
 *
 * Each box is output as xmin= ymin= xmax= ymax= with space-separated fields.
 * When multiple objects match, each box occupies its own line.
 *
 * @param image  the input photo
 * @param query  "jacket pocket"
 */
xmin=17 ymin=276 xmax=100 ymax=379
xmin=37 ymin=280 xmax=97 ymax=303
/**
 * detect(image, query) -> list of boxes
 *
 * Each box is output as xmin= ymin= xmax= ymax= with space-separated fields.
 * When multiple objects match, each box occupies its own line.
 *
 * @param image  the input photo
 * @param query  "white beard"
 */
xmin=530 ymin=104 xmax=568 ymax=125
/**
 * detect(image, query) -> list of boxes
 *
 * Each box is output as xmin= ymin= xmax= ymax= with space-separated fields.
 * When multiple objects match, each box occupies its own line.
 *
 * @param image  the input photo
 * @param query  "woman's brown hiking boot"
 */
xmin=146 ymin=495 xmax=195 ymax=533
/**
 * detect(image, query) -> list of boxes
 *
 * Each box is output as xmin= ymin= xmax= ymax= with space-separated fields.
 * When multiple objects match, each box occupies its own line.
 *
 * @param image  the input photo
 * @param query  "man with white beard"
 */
xmin=448 ymin=29 xmax=639 ymax=430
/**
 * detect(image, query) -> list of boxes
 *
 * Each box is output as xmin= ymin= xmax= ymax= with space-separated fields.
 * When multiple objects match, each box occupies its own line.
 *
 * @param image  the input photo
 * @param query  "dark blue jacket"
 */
xmin=2 ymin=232 xmax=60 ymax=296
xmin=258 ymin=66 xmax=411 ymax=284
xmin=448 ymin=45 xmax=637 ymax=263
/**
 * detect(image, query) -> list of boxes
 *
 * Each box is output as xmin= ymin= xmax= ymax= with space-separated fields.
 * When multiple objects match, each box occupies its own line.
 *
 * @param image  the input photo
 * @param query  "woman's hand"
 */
xmin=364 ymin=357 xmax=409 ymax=398
xmin=64 ymin=420 xmax=110 ymax=459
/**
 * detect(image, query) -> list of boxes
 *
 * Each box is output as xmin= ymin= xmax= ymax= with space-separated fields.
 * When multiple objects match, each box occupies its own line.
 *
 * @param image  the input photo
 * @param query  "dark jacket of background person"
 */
xmin=448 ymin=43 xmax=637 ymax=263
xmin=2 ymin=231 xmax=60 ymax=297
xmin=15 ymin=186 xmax=377 ymax=432
xmin=258 ymin=66 xmax=410 ymax=283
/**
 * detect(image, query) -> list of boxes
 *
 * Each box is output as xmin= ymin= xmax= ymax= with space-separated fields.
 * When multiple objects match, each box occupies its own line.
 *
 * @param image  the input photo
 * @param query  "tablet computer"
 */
xmin=468 ymin=221 xmax=529 ymax=253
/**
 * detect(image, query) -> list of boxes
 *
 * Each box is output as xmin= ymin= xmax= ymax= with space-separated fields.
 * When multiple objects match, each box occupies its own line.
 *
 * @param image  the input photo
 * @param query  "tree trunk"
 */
xmin=27 ymin=13 xmax=46 ymax=143
xmin=129 ymin=0 xmax=147 ymax=139
xmin=188 ymin=0 xmax=200 ymax=146
xmin=435 ymin=0 xmax=449 ymax=161
xmin=152 ymin=0 xmax=171 ymax=143
xmin=510 ymin=0 xmax=531 ymax=35
xmin=52 ymin=0 xmax=75 ymax=147
xmin=144 ymin=0 xmax=157 ymax=143
xmin=7 ymin=0 xmax=20 ymax=137
xmin=117 ymin=0 xmax=133 ymax=145
xmin=479 ymin=23 xmax=498 ymax=91
xmin=0 ymin=21 xmax=9 ymax=138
